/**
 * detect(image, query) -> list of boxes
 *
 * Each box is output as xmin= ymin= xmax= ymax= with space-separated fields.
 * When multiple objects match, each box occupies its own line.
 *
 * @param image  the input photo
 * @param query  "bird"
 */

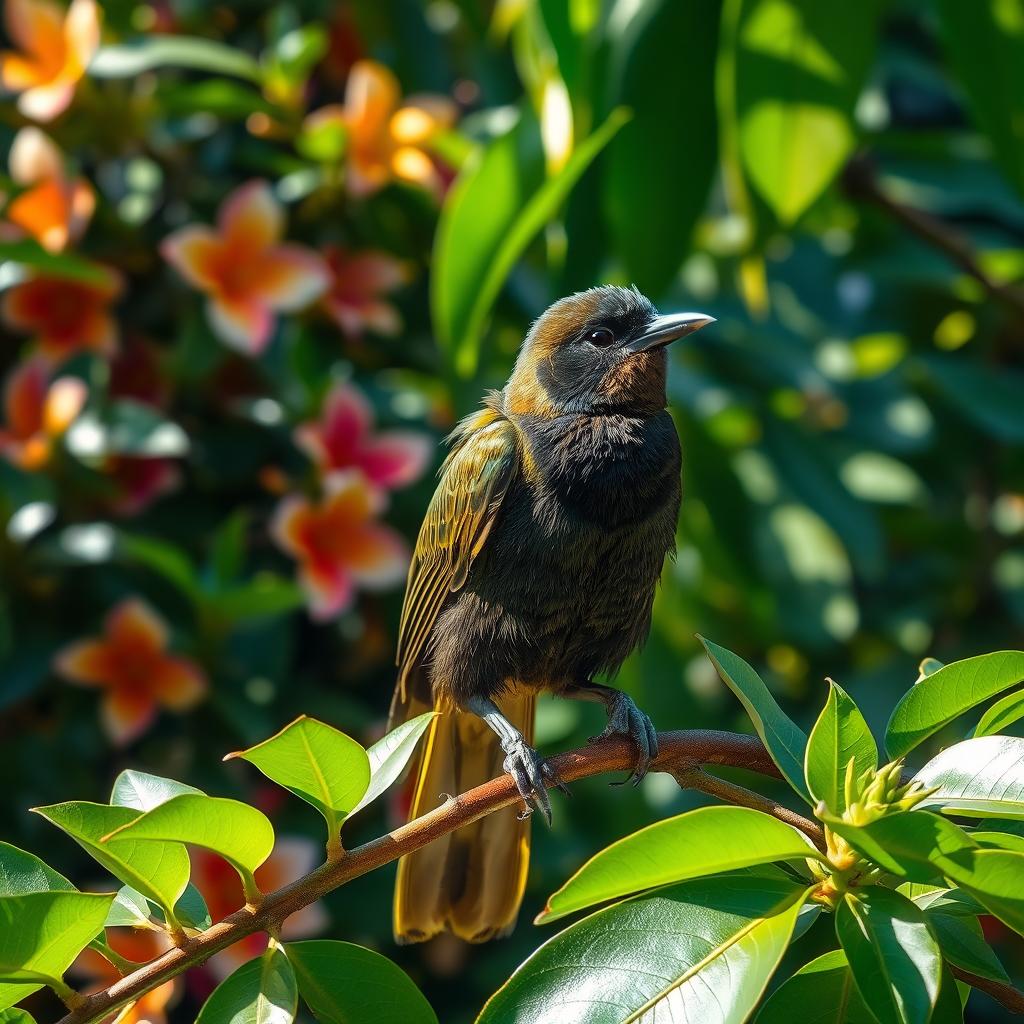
xmin=389 ymin=285 xmax=714 ymax=944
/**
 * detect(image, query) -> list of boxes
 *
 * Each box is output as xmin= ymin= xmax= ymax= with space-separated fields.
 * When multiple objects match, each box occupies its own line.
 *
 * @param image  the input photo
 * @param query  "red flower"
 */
xmin=161 ymin=180 xmax=329 ymax=355
xmin=104 ymin=455 xmax=182 ymax=518
xmin=295 ymin=381 xmax=430 ymax=490
xmin=55 ymin=598 xmax=206 ymax=745
xmin=271 ymin=471 xmax=408 ymax=621
xmin=319 ymin=245 xmax=409 ymax=340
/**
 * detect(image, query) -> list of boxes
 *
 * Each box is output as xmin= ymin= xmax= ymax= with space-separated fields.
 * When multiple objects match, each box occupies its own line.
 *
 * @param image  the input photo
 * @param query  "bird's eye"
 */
xmin=587 ymin=327 xmax=615 ymax=347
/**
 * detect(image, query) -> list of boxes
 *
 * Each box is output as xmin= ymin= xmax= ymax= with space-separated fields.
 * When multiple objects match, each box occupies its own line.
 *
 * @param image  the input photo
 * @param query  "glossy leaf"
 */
xmin=805 ymin=679 xmax=878 ymax=813
xmin=0 ymin=843 xmax=73 ymax=895
xmin=914 ymin=736 xmax=1024 ymax=820
xmin=195 ymin=942 xmax=297 ymax=1024
xmin=110 ymin=769 xmax=204 ymax=811
xmin=288 ymin=940 xmax=437 ymax=1024
xmin=349 ymin=712 xmax=438 ymax=818
xmin=885 ymin=651 xmax=1024 ymax=758
xmin=32 ymin=802 xmax=189 ymax=918
xmin=226 ymin=717 xmax=370 ymax=838
xmin=755 ymin=949 xmax=875 ymax=1024
xmin=537 ymin=805 xmax=820 ymax=923
xmin=90 ymin=38 xmax=261 ymax=81
xmin=481 ymin=872 xmax=807 ymax=1024
xmin=975 ymin=688 xmax=1024 ymax=737
xmin=928 ymin=912 xmax=1009 ymax=984
xmin=835 ymin=887 xmax=941 ymax=1024
xmin=700 ymin=636 xmax=811 ymax=802
xmin=945 ymin=849 xmax=1024 ymax=938
xmin=105 ymin=886 xmax=152 ymax=928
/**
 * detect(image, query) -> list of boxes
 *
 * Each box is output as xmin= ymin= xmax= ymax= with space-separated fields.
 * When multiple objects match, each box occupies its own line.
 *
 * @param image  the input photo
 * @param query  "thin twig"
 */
xmin=951 ymin=966 xmax=1024 ymax=1016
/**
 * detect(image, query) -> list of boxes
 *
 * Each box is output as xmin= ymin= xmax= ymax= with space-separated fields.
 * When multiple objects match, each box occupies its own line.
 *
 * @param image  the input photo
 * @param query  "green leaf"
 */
xmin=0 ymin=891 xmax=114 ymax=1010
xmin=226 ymin=717 xmax=370 ymax=841
xmin=835 ymin=887 xmax=942 ymax=1024
xmin=480 ymin=872 xmax=808 ymax=1024
xmin=700 ymin=636 xmax=811 ymax=802
xmin=110 ymin=769 xmax=204 ymax=810
xmin=173 ymin=883 xmax=213 ymax=931
xmin=32 ymin=802 xmax=189 ymax=920
xmin=975 ymin=688 xmax=1024 ymax=737
xmin=67 ymin=401 xmax=189 ymax=459
xmin=537 ymin=805 xmax=821 ymax=924
xmin=805 ymin=679 xmax=878 ymax=813
xmin=350 ymin=712 xmax=438 ymax=818
xmin=196 ymin=941 xmax=297 ymax=1024
xmin=603 ymin=0 xmax=719 ymax=294
xmin=209 ymin=511 xmax=249 ymax=588
xmin=432 ymin=107 xmax=629 ymax=377
xmin=0 ymin=843 xmax=73 ymax=895
xmin=945 ymin=849 xmax=1024 ymax=938
xmin=90 ymin=37 xmax=261 ymax=81
xmin=104 ymin=795 xmax=274 ymax=900
xmin=117 ymin=536 xmax=200 ymax=601
xmin=215 ymin=577 xmax=306 ymax=623
xmin=922 ymin=356 xmax=1024 ymax=444
xmin=159 ymin=80 xmax=281 ymax=120
xmin=288 ymin=940 xmax=437 ymax=1024
xmin=0 ymin=241 xmax=112 ymax=285
xmin=0 ymin=1008 xmax=37 ymax=1023
xmin=937 ymin=0 xmax=1024 ymax=198
xmin=914 ymin=736 xmax=1024 ymax=820
xmin=755 ymin=949 xmax=875 ymax=1024
xmin=902 ymin=884 xmax=984 ymax=917
xmin=885 ymin=651 xmax=1024 ymax=758
xmin=104 ymin=886 xmax=153 ymax=928
xmin=928 ymin=912 xmax=1009 ymax=984
xmin=734 ymin=0 xmax=881 ymax=223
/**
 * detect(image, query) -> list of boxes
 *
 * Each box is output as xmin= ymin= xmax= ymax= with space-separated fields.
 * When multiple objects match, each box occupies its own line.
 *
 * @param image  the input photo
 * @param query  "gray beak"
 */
xmin=626 ymin=312 xmax=716 ymax=352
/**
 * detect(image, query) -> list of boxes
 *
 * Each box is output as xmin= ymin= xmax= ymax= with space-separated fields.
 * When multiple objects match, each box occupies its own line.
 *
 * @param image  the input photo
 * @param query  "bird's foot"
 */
xmin=501 ymin=736 xmax=567 ymax=825
xmin=589 ymin=691 xmax=659 ymax=786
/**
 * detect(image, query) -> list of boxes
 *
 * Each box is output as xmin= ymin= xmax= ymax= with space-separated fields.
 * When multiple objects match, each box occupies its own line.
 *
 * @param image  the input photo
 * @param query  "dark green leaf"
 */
xmin=928 ymin=912 xmax=1009 ymax=984
xmin=975 ymin=688 xmax=1024 ymax=738
xmin=195 ymin=942 xmax=297 ymax=1024
xmin=116 ymin=536 xmax=200 ymax=600
xmin=215 ymin=577 xmax=306 ymax=623
xmin=755 ymin=949 xmax=875 ymax=1024
xmin=0 ymin=242 xmax=111 ymax=285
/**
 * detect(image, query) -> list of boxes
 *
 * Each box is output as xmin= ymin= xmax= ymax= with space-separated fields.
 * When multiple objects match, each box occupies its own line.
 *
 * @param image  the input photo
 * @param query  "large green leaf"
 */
xmin=734 ymin=0 xmax=881 ymax=223
xmin=922 ymin=357 xmax=1024 ymax=445
xmin=944 ymin=849 xmax=1024 ymax=938
xmin=914 ymin=736 xmax=1024 ymax=820
xmin=110 ymin=769 xmax=204 ymax=811
xmin=885 ymin=651 xmax=1024 ymax=758
xmin=226 ymin=717 xmax=370 ymax=841
xmin=432 ymin=107 xmax=629 ymax=377
xmin=603 ymin=0 xmax=720 ymax=294
xmin=287 ymin=940 xmax=437 ymax=1024
xmin=0 ymin=844 xmax=73 ymax=896
xmin=835 ymin=887 xmax=942 ymax=1024
xmin=975 ymin=689 xmax=1024 ymax=738
xmin=195 ymin=942 xmax=297 ymax=1024
xmin=700 ymin=637 xmax=811 ymax=802
xmin=928 ymin=912 xmax=1009 ymax=984
xmin=0 ymin=891 xmax=113 ymax=1010
xmin=480 ymin=872 xmax=808 ymax=1023
xmin=90 ymin=37 xmax=261 ymax=81
xmin=537 ymin=805 xmax=820 ymax=924
xmin=349 ymin=712 xmax=437 ymax=818
xmin=755 ymin=949 xmax=875 ymax=1024
xmin=937 ymin=0 xmax=1024 ymax=198
xmin=32 ymin=802 xmax=189 ymax=920
xmin=805 ymin=679 xmax=878 ymax=813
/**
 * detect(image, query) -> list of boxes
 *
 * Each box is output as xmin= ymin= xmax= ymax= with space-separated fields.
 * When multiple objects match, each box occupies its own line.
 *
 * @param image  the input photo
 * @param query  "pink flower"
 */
xmin=295 ymin=382 xmax=431 ymax=491
xmin=271 ymin=471 xmax=408 ymax=621
xmin=105 ymin=455 xmax=182 ymax=518
xmin=161 ymin=181 xmax=329 ymax=356
xmin=319 ymin=245 xmax=409 ymax=339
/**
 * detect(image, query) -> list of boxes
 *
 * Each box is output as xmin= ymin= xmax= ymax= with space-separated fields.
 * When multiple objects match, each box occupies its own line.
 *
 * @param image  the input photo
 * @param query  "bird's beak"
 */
xmin=625 ymin=312 xmax=716 ymax=353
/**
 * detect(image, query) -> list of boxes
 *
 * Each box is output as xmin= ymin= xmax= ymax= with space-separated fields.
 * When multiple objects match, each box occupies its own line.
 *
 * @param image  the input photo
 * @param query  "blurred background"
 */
xmin=1 ymin=0 xmax=1023 ymax=1020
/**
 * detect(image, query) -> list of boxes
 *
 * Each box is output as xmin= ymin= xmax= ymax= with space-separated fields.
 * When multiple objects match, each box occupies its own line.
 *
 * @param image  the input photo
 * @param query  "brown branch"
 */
xmin=843 ymin=155 xmax=1024 ymax=321
xmin=951 ymin=966 xmax=1024 ymax=1016
xmin=55 ymin=730 xmax=779 ymax=1024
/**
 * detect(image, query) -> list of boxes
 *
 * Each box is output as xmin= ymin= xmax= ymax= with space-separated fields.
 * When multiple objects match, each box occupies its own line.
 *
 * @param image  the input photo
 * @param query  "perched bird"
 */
xmin=390 ymin=285 xmax=714 ymax=943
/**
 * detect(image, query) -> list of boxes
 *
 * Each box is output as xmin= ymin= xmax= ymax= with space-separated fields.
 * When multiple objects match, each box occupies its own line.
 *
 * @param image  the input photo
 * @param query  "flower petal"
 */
xmin=0 ymin=51 xmax=47 ymax=90
xmin=346 ymin=523 xmax=408 ymax=587
xmin=4 ymin=0 xmax=64 ymax=60
xmin=207 ymin=296 xmax=274 ymax=355
xmin=42 ymin=375 xmax=87 ymax=434
xmin=107 ymin=597 xmax=168 ymax=655
xmin=161 ymin=226 xmax=223 ymax=290
xmin=4 ymin=357 xmax=48 ymax=439
xmin=321 ymin=381 xmax=373 ymax=452
xmin=390 ymin=97 xmax=457 ymax=145
xmin=18 ymin=80 xmax=75 ymax=122
xmin=218 ymin=180 xmax=282 ymax=252
xmin=358 ymin=431 xmax=432 ymax=490
xmin=255 ymin=245 xmax=330 ymax=311
xmin=9 ymin=126 xmax=62 ymax=183
xmin=8 ymin=179 xmax=70 ymax=251
xmin=323 ymin=467 xmax=381 ymax=520
xmin=344 ymin=60 xmax=400 ymax=142
xmin=62 ymin=0 xmax=100 ymax=78
xmin=356 ymin=299 xmax=402 ymax=337
xmin=151 ymin=657 xmax=206 ymax=711
xmin=101 ymin=687 xmax=158 ymax=746
xmin=300 ymin=561 xmax=355 ymax=621
xmin=55 ymin=639 xmax=112 ymax=686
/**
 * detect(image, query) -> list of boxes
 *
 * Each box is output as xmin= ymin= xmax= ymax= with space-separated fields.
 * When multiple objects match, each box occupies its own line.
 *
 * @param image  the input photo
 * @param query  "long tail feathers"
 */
xmin=392 ymin=688 xmax=534 ymax=944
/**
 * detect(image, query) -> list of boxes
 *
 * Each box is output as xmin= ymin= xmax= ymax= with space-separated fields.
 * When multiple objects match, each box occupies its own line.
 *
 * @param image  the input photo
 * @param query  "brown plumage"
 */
xmin=390 ymin=286 xmax=714 ymax=943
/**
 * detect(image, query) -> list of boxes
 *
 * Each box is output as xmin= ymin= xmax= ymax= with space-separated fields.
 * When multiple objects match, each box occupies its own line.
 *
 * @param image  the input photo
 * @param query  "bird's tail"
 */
xmin=391 ymin=677 xmax=533 ymax=944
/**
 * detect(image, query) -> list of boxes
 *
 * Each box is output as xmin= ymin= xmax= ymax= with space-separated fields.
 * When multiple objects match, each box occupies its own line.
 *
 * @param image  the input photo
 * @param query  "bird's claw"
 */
xmin=501 ymin=736 xmax=565 ymax=825
xmin=588 ymin=692 xmax=659 ymax=787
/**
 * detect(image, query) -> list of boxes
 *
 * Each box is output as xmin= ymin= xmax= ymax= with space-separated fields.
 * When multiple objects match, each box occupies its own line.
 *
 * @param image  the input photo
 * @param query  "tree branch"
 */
xmin=951 ymin=966 xmax=1024 ymax=1016
xmin=55 ymin=730 xmax=778 ymax=1024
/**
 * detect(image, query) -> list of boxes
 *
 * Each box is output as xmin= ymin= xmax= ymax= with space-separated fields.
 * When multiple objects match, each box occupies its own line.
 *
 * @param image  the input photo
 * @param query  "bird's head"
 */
xmin=504 ymin=285 xmax=714 ymax=418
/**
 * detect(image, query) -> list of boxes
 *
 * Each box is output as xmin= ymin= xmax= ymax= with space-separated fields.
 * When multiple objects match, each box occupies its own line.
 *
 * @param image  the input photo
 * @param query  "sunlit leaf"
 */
xmin=196 ymin=941 xmax=297 ymax=1024
xmin=974 ymin=688 xmax=1024 ymax=738
xmin=110 ymin=769 xmax=204 ymax=811
xmin=755 ymin=949 xmax=875 ymax=1024
xmin=805 ymin=679 xmax=877 ymax=813
xmin=0 ymin=843 xmax=73 ymax=896
xmin=90 ymin=37 xmax=261 ymax=81
xmin=350 ymin=712 xmax=438 ymax=818
xmin=944 ymin=849 xmax=1024 ymax=938
xmin=914 ymin=736 xmax=1024 ymax=820
xmin=104 ymin=886 xmax=152 ymax=928
xmin=928 ymin=912 xmax=1009 ymax=984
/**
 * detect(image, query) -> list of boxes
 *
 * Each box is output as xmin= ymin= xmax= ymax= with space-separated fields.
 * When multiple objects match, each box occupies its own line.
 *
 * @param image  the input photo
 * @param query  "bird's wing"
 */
xmin=395 ymin=404 xmax=519 ymax=693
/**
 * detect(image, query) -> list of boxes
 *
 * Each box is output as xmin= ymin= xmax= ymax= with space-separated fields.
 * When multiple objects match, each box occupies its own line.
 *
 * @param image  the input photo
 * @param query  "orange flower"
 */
xmin=161 ymin=180 xmax=329 ymax=355
xmin=0 ymin=356 xmax=86 ymax=470
xmin=55 ymin=598 xmax=206 ymax=745
xmin=305 ymin=60 xmax=456 ymax=197
xmin=190 ymin=838 xmax=328 ymax=980
xmin=319 ymin=245 xmax=409 ymax=339
xmin=271 ymin=470 xmax=407 ymax=620
xmin=2 ymin=267 xmax=121 ymax=362
xmin=4 ymin=127 xmax=94 ymax=251
xmin=0 ymin=0 xmax=100 ymax=122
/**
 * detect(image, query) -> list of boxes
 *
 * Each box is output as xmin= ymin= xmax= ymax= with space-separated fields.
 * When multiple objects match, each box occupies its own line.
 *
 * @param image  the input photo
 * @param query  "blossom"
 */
xmin=1 ymin=267 xmax=121 ymax=362
xmin=190 ymin=838 xmax=328 ymax=980
xmin=295 ymin=381 xmax=430 ymax=490
xmin=304 ymin=60 xmax=456 ymax=197
xmin=4 ymin=127 xmax=94 ymax=251
xmin=0 ymin=357 xmax=86 ymax=470
xmin=319 ymin=245 xmax=409 ymax=339
xmin=55 ymin=598 xmax=206 ymax=745
xmin=161 ymin=180 xmax=329 ymax=356
xmin=271 ymin=471 xmax=407 ymax=620
xmin=104 ymin=455 xmax=182 ymax=518
xmin=0 ymin=0 xmax=100 ymax=122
